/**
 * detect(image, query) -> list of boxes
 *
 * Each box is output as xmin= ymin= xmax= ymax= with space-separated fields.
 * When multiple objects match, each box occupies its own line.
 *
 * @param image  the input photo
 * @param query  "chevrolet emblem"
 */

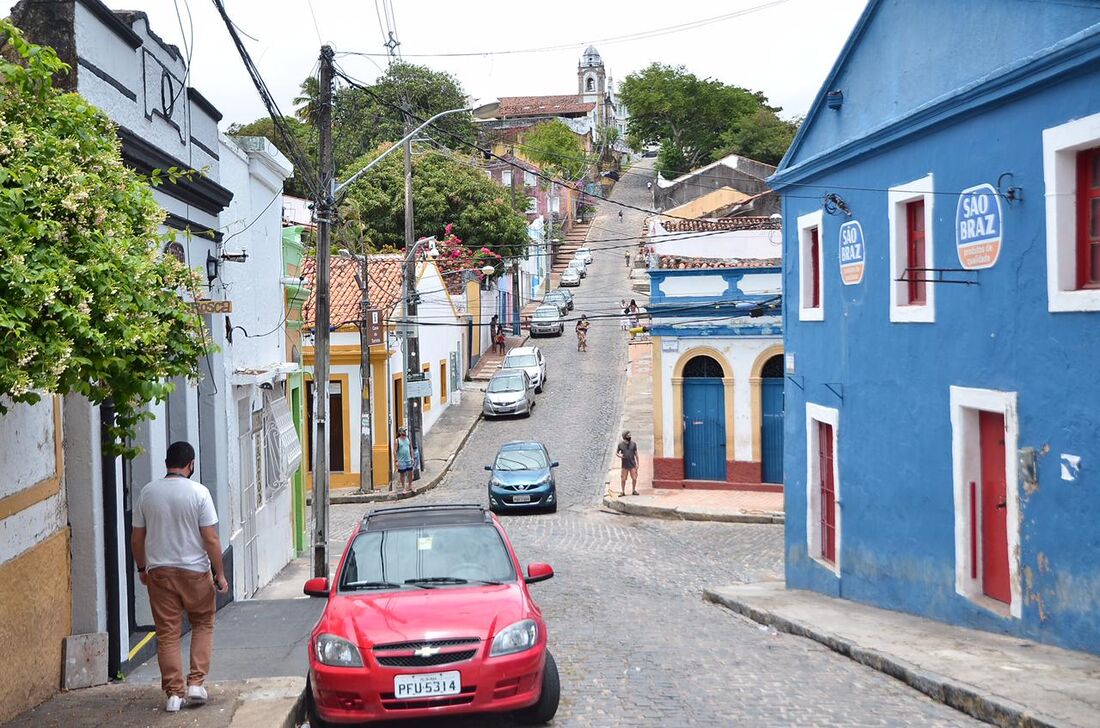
xmin=414 ymin=646 xmax=440 ymax=658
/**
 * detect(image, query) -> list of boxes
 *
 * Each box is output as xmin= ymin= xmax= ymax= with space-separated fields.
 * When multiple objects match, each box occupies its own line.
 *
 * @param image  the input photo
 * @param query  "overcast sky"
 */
xmin=5 ymin=0 xmax=868 ymax=127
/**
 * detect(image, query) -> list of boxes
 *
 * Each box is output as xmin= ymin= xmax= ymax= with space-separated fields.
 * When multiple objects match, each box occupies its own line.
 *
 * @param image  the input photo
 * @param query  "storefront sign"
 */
xmin=189 ymin=299 xmax=232 ymax=314
xmin=955 ymin=183 xmax=1002 ymax=269
xmin=838 ymin=220 xmax=865 ymax=285
xmin=365 ymin=308 xmax=384 ymax=346
xmin=405 ymin=376 xmax=432 ymax=399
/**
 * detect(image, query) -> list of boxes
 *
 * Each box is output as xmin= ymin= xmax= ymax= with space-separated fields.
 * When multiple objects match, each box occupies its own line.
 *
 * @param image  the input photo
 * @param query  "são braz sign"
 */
xmin=838 ymin=220 xmax=865 ymax=285
xmin=955 ymin=183 xmax=1003 ymax=270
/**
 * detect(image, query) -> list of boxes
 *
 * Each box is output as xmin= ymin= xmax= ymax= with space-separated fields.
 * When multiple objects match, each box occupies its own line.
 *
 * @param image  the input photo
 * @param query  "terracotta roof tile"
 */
xmin=656 ymin=255 xmax=781 ymax=270
xmin=302 ymin=255 xmax=403 ymax=329
xmin=659 ymin=216 xmax=780 ymax=233
xmin=498 ymin=95 xmax=595 ymax=117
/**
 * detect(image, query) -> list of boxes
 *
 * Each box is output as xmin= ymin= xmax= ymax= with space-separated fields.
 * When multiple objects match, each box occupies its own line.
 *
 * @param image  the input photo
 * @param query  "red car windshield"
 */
xmin=338 ymin=524 xmax=517 ymax=590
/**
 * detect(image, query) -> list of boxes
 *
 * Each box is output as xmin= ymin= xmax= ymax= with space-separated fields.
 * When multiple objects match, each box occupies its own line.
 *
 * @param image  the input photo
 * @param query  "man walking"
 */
xmin=132 ymin=441 xmax=228 ymax=713
xmin=616 ymin=430 xmax=639 ymax=497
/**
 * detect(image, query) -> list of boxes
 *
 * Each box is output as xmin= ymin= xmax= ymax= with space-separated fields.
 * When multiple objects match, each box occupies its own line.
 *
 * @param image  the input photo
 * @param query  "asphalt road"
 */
xmin=323 ymin=159 xmax=982 ymax=727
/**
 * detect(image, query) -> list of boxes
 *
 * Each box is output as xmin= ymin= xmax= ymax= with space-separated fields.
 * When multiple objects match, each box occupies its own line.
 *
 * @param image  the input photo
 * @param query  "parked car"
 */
xmin=502 ymin=346 xmax=546 ymax=393
xmin=529 ymin=305 xmax=564 ymax=337
xmin=541 ymin=291 xmax=568 ymax=315
xmin=485 ymin=442 xmax=559 ymax=513
xmin=554 ymin=288 xmax=574 ymax=310
xmin=560 ymin=268 xmax=581 ymax=287
xmin=567 ymin=259 xmax=587 ymax=278
xmin=573 ymin=247 xmax=593 ymax=264
xmin=483 ymin=370 xmax=535 ymax=418
xmin=304 ymin=504 xmax=559 ymax=725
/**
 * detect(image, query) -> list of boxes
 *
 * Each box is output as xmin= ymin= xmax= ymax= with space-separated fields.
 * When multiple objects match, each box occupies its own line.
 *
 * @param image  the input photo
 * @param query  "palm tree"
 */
xmin=293 ymin=77 xmax=320 ymax=126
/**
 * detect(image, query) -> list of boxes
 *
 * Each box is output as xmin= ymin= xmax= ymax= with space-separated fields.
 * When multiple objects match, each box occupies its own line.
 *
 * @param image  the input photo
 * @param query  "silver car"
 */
xmin=530 ymin=305 xmax=564 ymax=336
xmin=560 ymin=268 xmax=581 ymax=287
xmin=482 ymin=370 xmax=536 ymax=418
xmin=567 ymin=258 xmax=587 ymax=278
xmin=502 ymin=346 xmax=547 ymax=393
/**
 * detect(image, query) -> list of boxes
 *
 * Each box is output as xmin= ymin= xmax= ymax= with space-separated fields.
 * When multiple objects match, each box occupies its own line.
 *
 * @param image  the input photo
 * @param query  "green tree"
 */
xmin=520 ymin=119 xmax=590 ymax=180
xmin=338 ymin=144 xmax=529 ymax=258
xmin=619 ymin=63 xmax=775 ymax=176
xmin=333 ymin=62 xmax=473 ymax=173
xmin=714 ymin=110 xmax=800 ymax=167
xmin=0 ymin=20 xmax=205 ymax=453
xmin=293 ymin=76 xmax=320 ymax=126
xmin=226 ymin=115 xmax=316 ymax=198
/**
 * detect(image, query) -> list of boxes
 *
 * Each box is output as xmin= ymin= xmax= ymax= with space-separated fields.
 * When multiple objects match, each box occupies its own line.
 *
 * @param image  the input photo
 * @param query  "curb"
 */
xmin=701 ymin=589 xmax=1066 ymax=728
xmin=227 ymin=677 xmax=306 ymax=728
xmin=602 ymin=496 xmax=785 ymax=524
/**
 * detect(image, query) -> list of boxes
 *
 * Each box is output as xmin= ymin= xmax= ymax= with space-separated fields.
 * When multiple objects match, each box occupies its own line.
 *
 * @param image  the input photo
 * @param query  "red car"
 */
xmin=303 ymin=504 xmax=560 ymax=725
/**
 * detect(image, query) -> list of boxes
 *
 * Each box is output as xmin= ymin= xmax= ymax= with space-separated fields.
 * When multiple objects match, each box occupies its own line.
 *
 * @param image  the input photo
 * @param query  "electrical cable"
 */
xmin=337 ymin=1 xmax=790 ymax=58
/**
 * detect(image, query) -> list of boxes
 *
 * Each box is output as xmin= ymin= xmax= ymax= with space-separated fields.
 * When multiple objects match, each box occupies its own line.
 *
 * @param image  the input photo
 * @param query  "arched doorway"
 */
xmin=760 ymin=355 xmax=785 ymax=484
xmin=682 ymin=355 xmax=726 ymax=480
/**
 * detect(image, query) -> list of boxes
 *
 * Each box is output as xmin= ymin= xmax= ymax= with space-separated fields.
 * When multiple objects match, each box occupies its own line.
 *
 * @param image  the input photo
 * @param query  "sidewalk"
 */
xmin=601 ymin=340 xmax=785 ymax=523
xmin=324 ymin=383 xmax=486 ymax=505
xmin=469 ymin=332 xmax=531 ymax=382
xmin=704 ymin=582 xmax=1100 ymax=728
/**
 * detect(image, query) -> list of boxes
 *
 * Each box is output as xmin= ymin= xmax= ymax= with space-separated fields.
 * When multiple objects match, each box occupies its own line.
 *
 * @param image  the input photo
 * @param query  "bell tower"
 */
xmin=578 ymin=45 xmax=606 ymax=124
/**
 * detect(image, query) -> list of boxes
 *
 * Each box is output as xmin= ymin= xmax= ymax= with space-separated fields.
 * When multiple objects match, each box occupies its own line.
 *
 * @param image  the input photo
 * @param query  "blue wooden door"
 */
xmin=761 ymin=377 xmax=785 ymax=484
xmin=683 ymin=379 xmax=726 ymax=480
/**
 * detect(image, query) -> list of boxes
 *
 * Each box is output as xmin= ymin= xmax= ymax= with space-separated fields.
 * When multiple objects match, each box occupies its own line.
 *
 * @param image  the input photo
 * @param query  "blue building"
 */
xmin=772 ymin=0 xmax=1100 ymax=654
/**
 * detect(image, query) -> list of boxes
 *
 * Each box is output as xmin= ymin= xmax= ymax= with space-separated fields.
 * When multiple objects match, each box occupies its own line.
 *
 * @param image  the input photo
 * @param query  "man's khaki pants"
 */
xmin=147 ymin=567 xmax=217 ymax=697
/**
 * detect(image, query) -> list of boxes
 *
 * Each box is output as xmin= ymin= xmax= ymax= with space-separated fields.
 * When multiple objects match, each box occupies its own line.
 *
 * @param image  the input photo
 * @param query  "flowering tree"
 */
xmin=0 ymin=21 xmax=205 ymax=454
xmin=432 ymin=224 xmax=504 ymax=282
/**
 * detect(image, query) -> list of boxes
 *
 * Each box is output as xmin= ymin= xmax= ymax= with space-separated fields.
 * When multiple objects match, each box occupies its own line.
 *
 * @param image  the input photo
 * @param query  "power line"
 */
xmin=338 ymin=1 xmax=791 ymax=58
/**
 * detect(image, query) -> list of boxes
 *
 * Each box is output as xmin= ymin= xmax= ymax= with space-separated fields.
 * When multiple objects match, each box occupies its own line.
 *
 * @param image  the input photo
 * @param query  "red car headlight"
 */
xmin=490 ymin=619 xmax=538 ymax=656
xmin=314 ymin=634 xmax=364 ymax=667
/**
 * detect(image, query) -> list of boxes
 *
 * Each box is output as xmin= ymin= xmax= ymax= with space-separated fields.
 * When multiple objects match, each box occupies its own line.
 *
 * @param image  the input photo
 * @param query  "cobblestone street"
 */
xmin=327 ymin=160 xmax=981 ymax=727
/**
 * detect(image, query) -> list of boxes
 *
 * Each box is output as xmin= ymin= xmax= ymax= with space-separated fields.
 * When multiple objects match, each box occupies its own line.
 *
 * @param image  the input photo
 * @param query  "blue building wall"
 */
xmin=775 ymin=1 xmax=1100 ymax=654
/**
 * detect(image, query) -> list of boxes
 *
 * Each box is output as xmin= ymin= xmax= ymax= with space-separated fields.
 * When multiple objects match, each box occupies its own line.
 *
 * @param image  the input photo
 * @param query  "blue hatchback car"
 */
xmin=485 ymin=441 xmax=559 ymax=513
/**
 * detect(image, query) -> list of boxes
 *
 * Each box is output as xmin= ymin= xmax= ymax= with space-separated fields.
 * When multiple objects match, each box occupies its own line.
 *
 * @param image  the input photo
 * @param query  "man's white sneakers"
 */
xmin=165 ymin=695 xmax=185 ymax=712
xmin=186 ymin=685 xmax=208 ymax=704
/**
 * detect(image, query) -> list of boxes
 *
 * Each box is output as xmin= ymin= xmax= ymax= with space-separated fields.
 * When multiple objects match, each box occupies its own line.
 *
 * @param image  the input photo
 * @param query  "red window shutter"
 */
xmin=906 ymin=200 xmax=926 ymax=304
xmin=1077 ymin=148 xmax=1100 ymax=289
xmin=810 ymin=227 xmax=821 ymax=308
xmin=819 ymin=422 xmax=836 ymax=564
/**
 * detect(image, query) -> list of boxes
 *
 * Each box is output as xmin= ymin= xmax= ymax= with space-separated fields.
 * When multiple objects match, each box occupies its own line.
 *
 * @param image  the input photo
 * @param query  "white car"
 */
xmin=530 ymin=304 xmax=565 ymax=336
xmin=567 ymin=259 xmax=587 ymax=278
xmin=574 ymin=247 xmax=593 ymax=264
xmin=560 ymin=268 xmax=581 ymax=286
xmin=502 ymin=346 xmax=547 ymax=393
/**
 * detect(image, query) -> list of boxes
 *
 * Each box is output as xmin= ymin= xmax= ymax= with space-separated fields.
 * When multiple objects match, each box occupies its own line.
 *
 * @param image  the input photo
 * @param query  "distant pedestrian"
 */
xmin=575 ymin=315 xmax=590 ymax=351
xmin=618 ymin=209 xmax=624 ymax=224
xmin=395 ymin=427 xmax=414 ymax=493
xmin=646 ymin=181 xmax=652 ymax=190
xmin=624 ymin=249 xmax=631 ymax=268
xmin=616 ymin=431 xmax=639 ymax=496
xmin=628 ymin=299 xmax=640 ymax=329
xmin=132 ymin=441 xmax=227 ymax=713
xmin=495 ymin=326 xmax=507 ymax=355
xmin=619 ymin=299 xmax=629 ymax=331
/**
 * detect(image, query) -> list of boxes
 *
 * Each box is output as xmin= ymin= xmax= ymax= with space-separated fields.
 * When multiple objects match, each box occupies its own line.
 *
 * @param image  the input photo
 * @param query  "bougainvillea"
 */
xmin=0 ymin=21 xmax=205 ymax=454
xmin=432 ymin=224 xmax=504 ymax=282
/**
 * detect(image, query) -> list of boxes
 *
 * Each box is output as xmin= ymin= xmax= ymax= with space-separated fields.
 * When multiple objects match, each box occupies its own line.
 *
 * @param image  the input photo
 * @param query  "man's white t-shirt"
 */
xmin=133 ymin=475 xmax=219 ymax=572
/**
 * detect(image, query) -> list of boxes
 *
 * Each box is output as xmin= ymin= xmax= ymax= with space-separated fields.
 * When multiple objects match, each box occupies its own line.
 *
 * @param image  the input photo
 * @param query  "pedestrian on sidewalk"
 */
xmin=619 ymin=299 xmax=629 ymax=331
xmin=131 ymin=441 xmax=228 ymax=713
xmin=494 ymin=327 xmax=507 ymax=355
xmin=575 ymin=314 xmax=590 ymax=351
xmin=624 ymin=249 xmax=631 ymax=268
xmin=395 ymin=427 xmax=414 ymax=493
xmin=616 ymin=430 xmax=639 ymax=496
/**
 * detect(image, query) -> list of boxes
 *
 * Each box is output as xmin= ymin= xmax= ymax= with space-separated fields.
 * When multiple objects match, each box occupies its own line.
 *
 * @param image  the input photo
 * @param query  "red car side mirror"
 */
xmin=525 ymin=563 xmax=554 ymax=584
xmin=304 ymin=577 xmax=330 ymax=597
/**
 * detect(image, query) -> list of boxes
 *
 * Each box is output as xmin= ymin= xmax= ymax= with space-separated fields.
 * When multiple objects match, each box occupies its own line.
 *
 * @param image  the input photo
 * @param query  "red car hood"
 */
xmin=319 ymin=583 xmax=532 ymax=647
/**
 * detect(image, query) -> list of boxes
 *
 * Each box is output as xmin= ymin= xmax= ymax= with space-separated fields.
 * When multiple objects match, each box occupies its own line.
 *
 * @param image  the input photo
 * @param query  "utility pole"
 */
xmin=357 ymin=258 xmax=373 ymax=493
xmin=402 ymin=102 xmax=424 ymax=481
xmin=311 ymin=46 xmax=334 ymax=579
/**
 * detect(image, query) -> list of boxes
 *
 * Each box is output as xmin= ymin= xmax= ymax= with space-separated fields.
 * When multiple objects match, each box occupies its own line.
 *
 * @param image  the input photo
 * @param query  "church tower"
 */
xmin=578 ymin=45 xmax=606 ymax=126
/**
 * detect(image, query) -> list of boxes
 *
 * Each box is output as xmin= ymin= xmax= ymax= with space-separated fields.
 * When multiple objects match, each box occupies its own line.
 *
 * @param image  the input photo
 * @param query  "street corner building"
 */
xmin=0 ymin=1 xmax=307 ymax=718
xmin=646 ymin=217 xmax=785 ymax=491
xmin=771 ymin=0 xmax=1100 ymax=655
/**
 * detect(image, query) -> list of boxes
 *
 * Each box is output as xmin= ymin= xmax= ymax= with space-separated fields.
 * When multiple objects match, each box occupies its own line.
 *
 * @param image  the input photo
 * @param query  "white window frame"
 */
xmin=1043 ymin=111 xmax=1100 ymax=312
xmin=888 ymin=174 xmax=936 ymax=323
xmin=525 ymin=196 xmax=539 ymax=214
xmin=551 ymin=196 xmax=560 ymax=214
xmin=797 ymin=209 xmax=824 ymax=322
xmin=805 ymin=402 xmax=841 ymax=577
xmin=524 ymin=171 xmax=537 ymax=187
xmin=949 ymin=386 xmax=1021 ymax=618
xmin=501 ymin=170 xmax=513 ymax=188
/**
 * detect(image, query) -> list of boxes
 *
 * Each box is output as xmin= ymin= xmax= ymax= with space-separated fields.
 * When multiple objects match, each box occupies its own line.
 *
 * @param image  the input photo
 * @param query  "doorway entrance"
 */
xmin=979 ymin=411 xmax=1010 ymax=603
xmin=682 ymin=355 xmax=726 ymax=480
xmin=760 ymin=355 xmax=785 ymax=484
